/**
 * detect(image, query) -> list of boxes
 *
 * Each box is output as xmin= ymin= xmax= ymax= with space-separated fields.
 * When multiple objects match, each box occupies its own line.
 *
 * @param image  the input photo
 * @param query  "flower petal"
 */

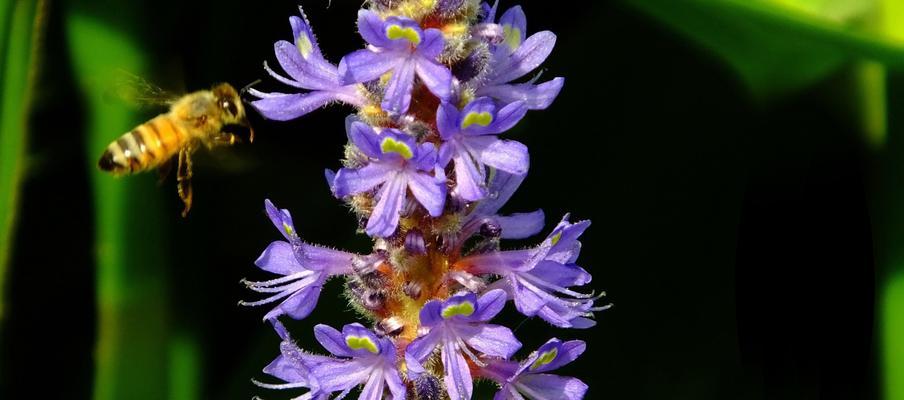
xmin=470 ymin=170 xmax=526 ymax=217
xmin=255 ymin=241 xmax=304 ymax=275
xmin=267 ymin=284 xmax=323 ymax=320
xmin=517 ymin=374 xmax=588 ymax=400
xmin=366 ymin=173 xmax=408 ymax=237
xmin=477 ymin=78 xmax=564 ymax=110
xmin=382 ymin=59 xmax=417 ymax=114
xmin=436 ymin=101 xmax=461 ymax=139
xmin=347 ymin=120 xmax=382 ymax=158
xmin=452 ymin=152 xmax=487 ymax=202
xmin=408 ymin=171 xmax=446 ymax=217
xmin=418 ymin=28 xmax=446 ymax=59
xmin=273 ymin=41 xmax=337 ymax=90
xmin=313 ymin=324 xmax=354 ymax=358
xmin=264 ymin=199 xmax=297 ymax=241
xmin=474 ymin=288 xmax=508 ymax=321
xmin=462 ymin=323 xmax=522 ymax=359
xmin=359 ymin=370 xmax=385 ymax=400
xmin=497 ymin=210 xmax=545 ymax=239
xmin=339 ymin=49 xmax=400 ymax=85
xmin=250 ymin=90 xmax=337 ymax=121
xmin=471 ymin=137 xmax=529 ymax=175
xmin=357 ymin=9 xmax=394 ymax=48
xmin=498 ymin=6 xmax=527 ymax=51
xmin=415 ymin=58 xmax=453 ymax=101
xmin=528 ymin=261 xmax=591 ymax=288
xmin=405 ymin=328 xmax=442 ymax=372
xmin=486 ymin=100 xmax=527 ymax=134
xmin=332 ymin=163 xmax=392 ymax=198
xmin=385 ymin=368 xmax=407 ymax=400
xmin=487 ymin=31 xmax=556 ymax=86
xmin=442 ymin=340 xmax=473 ymax=400
xmin=309 ymin=358 xmax=371 ymax=393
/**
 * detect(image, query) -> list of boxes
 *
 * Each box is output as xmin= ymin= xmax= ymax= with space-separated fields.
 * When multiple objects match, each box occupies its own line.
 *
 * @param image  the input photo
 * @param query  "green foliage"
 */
xmin=0 ymin=0 xmax=43 ymax=321
xmin=65 ymin=8 xmax=183 ymax=400
xmin=625 ymin=0 xmax=904 ymax=99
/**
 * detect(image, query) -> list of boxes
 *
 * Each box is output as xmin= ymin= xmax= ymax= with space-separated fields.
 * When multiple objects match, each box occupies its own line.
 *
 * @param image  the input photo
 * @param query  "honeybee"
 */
xmin=98 ymin=82 xmax=254 ymax=217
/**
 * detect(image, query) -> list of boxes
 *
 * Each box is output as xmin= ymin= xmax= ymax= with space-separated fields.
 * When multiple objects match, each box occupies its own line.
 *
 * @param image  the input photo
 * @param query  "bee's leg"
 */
xmin=177 ymin=147 xmax=194 ymax=217
xmin=211 ymin=132 xmax=241 ymax=146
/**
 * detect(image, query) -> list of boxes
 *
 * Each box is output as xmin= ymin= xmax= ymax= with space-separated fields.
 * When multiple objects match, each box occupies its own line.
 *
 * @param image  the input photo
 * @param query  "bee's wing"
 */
xmin=105 ymin=70 xmax=182 ymax=108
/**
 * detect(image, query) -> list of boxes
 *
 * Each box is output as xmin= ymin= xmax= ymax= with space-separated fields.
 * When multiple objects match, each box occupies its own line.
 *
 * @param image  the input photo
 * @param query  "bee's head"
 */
xmin=212 ymin=83 xmax=254 ymax=142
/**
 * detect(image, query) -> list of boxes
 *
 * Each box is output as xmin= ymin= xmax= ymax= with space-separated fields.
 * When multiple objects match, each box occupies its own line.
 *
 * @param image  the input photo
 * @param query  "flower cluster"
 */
xmin=242 ymin=1 xmax=607 ymax=399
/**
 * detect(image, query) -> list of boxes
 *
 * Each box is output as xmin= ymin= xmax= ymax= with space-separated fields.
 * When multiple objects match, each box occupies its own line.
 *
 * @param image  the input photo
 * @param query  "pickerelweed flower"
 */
xmin=438 ymin=97 xmax=528 ymax=201
xmin=243 ymin=2 xmax=607 ymax=399
xmin=405 ymin=289 xmax=521 ymax=400
xmin=250 ymin=8 xmax=367 ymax=121
xmin=479 ymin=338 xmax=589 ymax=400
xmin=332 ymin=119 xmax=446 ymax=237
xmin=470 ymin=3 xmax=564 ymax=110
xmin=339 ymin=10 xmax=452 ymax=115
xmin=455 ymin=215 xmax=608 ymax=328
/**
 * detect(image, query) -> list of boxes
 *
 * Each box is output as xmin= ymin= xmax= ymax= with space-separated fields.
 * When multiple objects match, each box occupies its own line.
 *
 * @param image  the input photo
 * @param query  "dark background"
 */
xmin=0 ymin=0 xmax=878 ymax=399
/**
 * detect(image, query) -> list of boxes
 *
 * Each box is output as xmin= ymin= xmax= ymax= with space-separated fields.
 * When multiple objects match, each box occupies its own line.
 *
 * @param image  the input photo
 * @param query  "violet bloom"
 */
xmin=480 ymin=338 xmax=589 ymax=400
xmin=240 ymin=199 xmax=359 ymax=320
xmin=437 ymin=97 xmax=528 ymax=201
xmin=457 ymin=215 xmax=606 ymax=328
xmin=405 ymin=289 xmax=522 ymax=400
xmin=332 ymin=120 xmax=446 ymax=237
xmin=339 ymin=10 xmax=452 ymax=114
xmin=253 ymin=320 xmax=328 ymax=400
xmin=250 ymin=8 xmax=366 ymax=121
xmin=303 ymin=323 xmax=406 ymax=400
xmin=462 ymin=170 xmax=544 ymax=240
xmin=474 ymin=4 xmax=563 ymax=110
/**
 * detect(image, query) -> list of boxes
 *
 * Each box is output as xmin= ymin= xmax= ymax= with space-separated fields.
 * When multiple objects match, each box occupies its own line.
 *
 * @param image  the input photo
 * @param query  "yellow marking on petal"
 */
xmin=296 ymin=34 xmax=314 ymax=59
xmin=381 ymin=137 xmax=414 ymax=159
xmin=283 ymin=222 xmax=294 ymax=236
xmin=441 ymin=301 xmax=475 ymax=319
xmin=530 ymin=348 xmax=558 ymax=371
xmin=461 ymin=111 xmax=493 ymax=129
xmin=550 ymin=231 xmax=562 ymax=246
xmin=345 ymin=335 xmax=379 ymax=354
xmin=503 ymin=25 xmax=522 ymax=51
xmin=386 ymin=24 xmax=422 ymax=45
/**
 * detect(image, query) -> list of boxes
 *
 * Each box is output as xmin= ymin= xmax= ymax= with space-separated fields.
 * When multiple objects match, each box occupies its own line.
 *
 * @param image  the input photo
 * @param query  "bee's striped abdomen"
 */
xmin=98 ymin=114 xmax=186 ymax=175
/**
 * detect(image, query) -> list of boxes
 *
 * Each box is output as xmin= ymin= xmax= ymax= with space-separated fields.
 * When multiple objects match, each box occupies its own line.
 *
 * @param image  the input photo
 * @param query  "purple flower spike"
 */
xmin=339 ymin=10 xmax=453 ymax=114
xmin=481 ymin=338 xmax=589 ymax=400
xmin=405 ymin=289 xmax=522 ymax=400
xmin=458 ymin=215 xmax=607 ymax=328
xmin=437 ymin=97 xmax=528 ymax=201
xmin=241 ymin=200 xmax=359 ymax=320
xmin=332 ymin=120 xmax=447 ymax=237
xmin=304 ymin=323 xmax=406 ymax=400
xmin=474 ymin=5 xmax=564 ymax=110
xmin=250 ymin=7 xmax=366 ymax=121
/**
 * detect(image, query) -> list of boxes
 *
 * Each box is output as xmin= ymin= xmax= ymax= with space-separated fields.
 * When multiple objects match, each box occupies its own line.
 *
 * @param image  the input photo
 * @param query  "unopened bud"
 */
xmin=375 ymin=317 xmax=405 ymax=337
xmin=405 ymin=229 xmax=427 ymax=255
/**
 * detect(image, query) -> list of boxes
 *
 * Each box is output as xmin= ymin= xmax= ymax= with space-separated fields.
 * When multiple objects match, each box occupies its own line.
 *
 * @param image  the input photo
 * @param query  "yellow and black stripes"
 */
xmin=97 ymin=114 xmax=187 ymax=175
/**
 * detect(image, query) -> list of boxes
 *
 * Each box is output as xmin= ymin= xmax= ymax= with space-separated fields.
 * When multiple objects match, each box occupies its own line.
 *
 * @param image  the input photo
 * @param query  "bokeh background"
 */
xmin=1 ymin=0 xmax=902 ymax=399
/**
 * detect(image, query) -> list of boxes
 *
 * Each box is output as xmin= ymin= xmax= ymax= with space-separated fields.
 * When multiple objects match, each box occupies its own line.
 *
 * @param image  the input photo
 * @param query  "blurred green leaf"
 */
xmin=65 ymin=9 xmax=179 ymax=400
xmin=0 ymin=0 xmax=43 ymax=321
xmin=625 ymin=0 xmax=904 ymax=98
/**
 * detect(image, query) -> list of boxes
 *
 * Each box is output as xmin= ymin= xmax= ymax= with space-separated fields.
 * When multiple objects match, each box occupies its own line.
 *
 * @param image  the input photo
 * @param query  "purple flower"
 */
xmin=253 ymin=320 xmax=330 ymax=399
xmin=405 ymin=289 xmax=522 ymax=400
xmin=304 ymin=323 xmax=406 ymax=400
xmin=480 ymin=338 xmax=589 ymax=400
xmin=474 ymin=4 xmax=564 ymax=110
xmin=437 ymin=97 xmax=528 ymax=201
xmin=240 ymin=199 xmax=359 ymax=320
xmin=249 ymin=7 xmax=366 ymax=121
xmin=332 ymin=119 xmax=446 ymax=237
xmin=255 ymin=320 xmax=405 ymax=400
xmin=462 ymin=170 xmax=544 ymax=240
xmin=339 ymin=10 xmax=453 ymax=114
xmin=456 ymin=215 xmax=607 ymax=328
